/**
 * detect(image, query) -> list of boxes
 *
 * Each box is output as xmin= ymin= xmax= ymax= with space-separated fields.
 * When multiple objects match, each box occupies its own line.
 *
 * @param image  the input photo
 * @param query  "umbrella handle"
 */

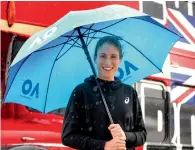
xmin=77 ymin=27 xmax=114 ymax=124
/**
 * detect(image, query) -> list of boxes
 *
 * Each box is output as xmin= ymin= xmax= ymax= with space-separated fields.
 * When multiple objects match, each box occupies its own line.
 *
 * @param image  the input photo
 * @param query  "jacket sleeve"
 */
xmin=125 ymin=88 xmax=147 ymax=147
xmin=61 ymin=85 xmax=106 ymax=150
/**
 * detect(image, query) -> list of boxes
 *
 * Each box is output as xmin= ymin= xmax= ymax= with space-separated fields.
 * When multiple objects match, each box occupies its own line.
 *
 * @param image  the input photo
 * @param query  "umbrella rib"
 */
xmin=61 ymin=24 xmax=95 ymax=48
xmin=81 ymin=19 xmax=126 ymax=46
xmin=86 ymin=24 xmax=95 ymax=45
xmin=122 ymin=40 xmax=162 ymax=72
xmin=87 ymin=18 xmax=126 ymax=34
xmin=33 ymin=36 xmax=79 ymax=52
xmin=82 ymin=27 xmax=162 ymax=72
xmin=62 ymin=36 xmax=82 ymax=48
xmin=78 ymin=35 xmax=102 ymax=39
xmin=44 ymin=43 xmax=67 ymax=113
xmin=44 ymin=30 xmax=78 ymax=113
xmin=81 ymin=26 xmax=122 ymax=44
xmin=65 ymin=42 xmax=82 ymax=48
xmin=36 ymin=30 xmax=79 ymax=52
xmin=61 ymin=35 xmax=78 ymax=38
xmin=57 ymin=25 xmax=101 ymax=61
xmin=56 ymin=37 xmax=80 ymax=61
xmin=68 ymin=37 xmax=82 ymax=47
xmin=87 ymin=32 xmax=99 ymax=46
xmin=83 ymin=29 xmax=119 ymax=38
xmin=81 ymin=18 xmax=126 ymax=37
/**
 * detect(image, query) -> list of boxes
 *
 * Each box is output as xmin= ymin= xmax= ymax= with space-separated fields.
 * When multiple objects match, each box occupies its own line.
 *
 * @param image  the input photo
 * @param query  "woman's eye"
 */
xmin=111 ymin=56 xmax=117 ymax=59
xmin=100 ymin=55 xmax=106 ymax=58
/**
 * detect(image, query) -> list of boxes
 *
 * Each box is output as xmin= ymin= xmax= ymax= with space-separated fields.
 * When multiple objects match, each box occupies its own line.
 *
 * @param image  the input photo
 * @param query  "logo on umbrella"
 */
xmin=22 ymin=79 xmax=39 ymax=99
xmin=117 ymin=60 xmax=139 ymax=81
xmin=29 ymin=26 xmax=57 ymax=50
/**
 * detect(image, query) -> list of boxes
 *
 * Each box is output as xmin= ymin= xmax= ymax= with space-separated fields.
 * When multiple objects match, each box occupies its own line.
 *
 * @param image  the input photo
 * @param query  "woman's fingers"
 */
xmin=111 ymin=129 xmax=122 ymax=136
xmin=108 ymin=124 xmax=126 ymax=140
xmin=113 ymin=132 xmax=123 ymax=138
xmin=109 ymin=124 xmax=122 ymax=134
xmin=110 ymin=126 xmax=123 ymax=135
xmin=116 ymin=138 xmax=126 ymax=150
xmin=108 ymin=124 xmax=120 ymax=130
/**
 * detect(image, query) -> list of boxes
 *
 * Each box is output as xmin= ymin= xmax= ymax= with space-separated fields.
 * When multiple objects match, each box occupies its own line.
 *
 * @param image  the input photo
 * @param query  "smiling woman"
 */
xmin=61 ymin=36 xmax=147 ymax=150
xmin=94 ymin=36 xmax=123 ymax=81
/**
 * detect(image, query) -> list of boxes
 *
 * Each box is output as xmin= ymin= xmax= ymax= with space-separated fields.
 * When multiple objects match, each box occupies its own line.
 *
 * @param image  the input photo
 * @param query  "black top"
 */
xmin=61 ymin=75 xmax=147 ymax=150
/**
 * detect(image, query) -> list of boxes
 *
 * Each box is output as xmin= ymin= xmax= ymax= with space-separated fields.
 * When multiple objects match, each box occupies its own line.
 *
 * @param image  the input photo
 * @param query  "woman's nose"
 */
xmin=104 ymin=58 xmax=111 ymax=65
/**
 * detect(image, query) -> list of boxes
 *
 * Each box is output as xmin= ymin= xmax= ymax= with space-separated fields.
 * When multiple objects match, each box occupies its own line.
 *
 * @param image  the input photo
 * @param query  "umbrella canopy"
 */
xmin=4 ymin=5 xmax=180 ymax=114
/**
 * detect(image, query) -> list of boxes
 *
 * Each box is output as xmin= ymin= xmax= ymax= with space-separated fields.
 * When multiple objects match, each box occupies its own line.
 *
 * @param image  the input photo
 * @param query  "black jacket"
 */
xmin=62 ymin=76 xmax=147 ymax=150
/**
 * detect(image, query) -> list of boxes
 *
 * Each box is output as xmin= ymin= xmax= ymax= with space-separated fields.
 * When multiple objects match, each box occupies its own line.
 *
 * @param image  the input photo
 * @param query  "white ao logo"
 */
xmin=29 ymin=26 xmax=57 ymax=50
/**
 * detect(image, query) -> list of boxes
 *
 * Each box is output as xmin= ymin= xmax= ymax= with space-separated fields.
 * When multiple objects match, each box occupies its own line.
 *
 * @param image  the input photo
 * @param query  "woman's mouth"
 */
xmin=102 ymin=67 xmax=113 ymax=71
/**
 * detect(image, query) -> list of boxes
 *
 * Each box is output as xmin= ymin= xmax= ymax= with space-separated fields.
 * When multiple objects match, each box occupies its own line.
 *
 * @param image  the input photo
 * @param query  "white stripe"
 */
xmin=171 ymin=103 xmax=184 ymax=150
xmin=143 ymin=142 xmax=147 ymax=150
xmin=170 ymin=67 xmax=195 ymax=77
xmin=188 ymin=1 xmax=193 ymax=16
xmin=171 ymin=86 xmax=189 ymax=102
xmin=171 ymin=103 xmax=181 ymax=145
xmin=0 ymin=19 xmax=45 ymax=36
xmin=167 ymin=9 xmax=195 ymax=45
xmin=174 ymin=41 xmax=195 ymax=52
xmin=157 ymin=110 xmax=163 ymax=132
xmin=174 ymin=1 xmax=180 ymax=9
xmin=192 ymin=115 xmax=195 ymax=146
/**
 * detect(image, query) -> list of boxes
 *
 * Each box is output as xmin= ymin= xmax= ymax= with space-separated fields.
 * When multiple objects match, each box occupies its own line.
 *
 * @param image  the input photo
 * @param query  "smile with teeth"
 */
xmin=102 ymin=67 xmax=113 ymax=71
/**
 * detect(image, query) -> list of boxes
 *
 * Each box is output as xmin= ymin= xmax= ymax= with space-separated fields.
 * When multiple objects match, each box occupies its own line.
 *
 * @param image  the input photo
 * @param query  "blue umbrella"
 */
xmin=4 ymin=5 xmax=180 ymax=120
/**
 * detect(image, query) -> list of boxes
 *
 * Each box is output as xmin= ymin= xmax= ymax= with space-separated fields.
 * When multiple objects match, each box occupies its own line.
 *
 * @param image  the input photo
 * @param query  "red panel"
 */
xmin=171 ymin=47 xmax=195 ymax=58
xmin=1 ymin=1 xmax=139 ymax=27
xmin=170 ymin=50 xmax=195 ymax=69
xmin=1 ymin=1 xmax=9 ymax=20
xmin=136 ymin=146 xmax=143 ymax=150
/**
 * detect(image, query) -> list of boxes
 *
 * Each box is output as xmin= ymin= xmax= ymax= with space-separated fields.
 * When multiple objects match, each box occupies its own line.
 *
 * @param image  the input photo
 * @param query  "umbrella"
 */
xmin=4 ymin=5 xmax=180 ymax=123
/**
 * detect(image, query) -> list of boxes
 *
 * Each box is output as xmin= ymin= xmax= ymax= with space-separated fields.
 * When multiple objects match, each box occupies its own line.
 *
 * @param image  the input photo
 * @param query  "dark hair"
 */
xmin=94 ymin=36 xmax=123 ymax=59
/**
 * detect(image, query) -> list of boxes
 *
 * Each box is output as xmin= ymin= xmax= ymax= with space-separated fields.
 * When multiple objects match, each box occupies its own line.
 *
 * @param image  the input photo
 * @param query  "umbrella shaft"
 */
xmin=76 ymin=27 xmax=114 ymax=124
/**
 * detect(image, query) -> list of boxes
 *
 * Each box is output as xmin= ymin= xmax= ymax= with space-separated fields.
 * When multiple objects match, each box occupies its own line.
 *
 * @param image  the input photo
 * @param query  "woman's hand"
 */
xmin=108 ymin=124 xmax=126 ymax=140
xmin=104 ymin=137 xmax=126 ymax=150
xmin=104 ymin=124 xmax=127 ymax=150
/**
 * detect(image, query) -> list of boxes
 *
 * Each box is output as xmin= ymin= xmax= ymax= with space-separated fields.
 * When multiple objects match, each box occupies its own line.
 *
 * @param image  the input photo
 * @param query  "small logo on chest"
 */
xmin=124 ymin=97 xmax=130 ymax=104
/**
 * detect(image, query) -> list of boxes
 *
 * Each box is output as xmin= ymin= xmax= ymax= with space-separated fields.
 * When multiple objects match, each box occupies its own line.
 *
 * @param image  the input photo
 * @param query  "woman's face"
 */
xmin=95 ymin=43 xmax=121 ymax=81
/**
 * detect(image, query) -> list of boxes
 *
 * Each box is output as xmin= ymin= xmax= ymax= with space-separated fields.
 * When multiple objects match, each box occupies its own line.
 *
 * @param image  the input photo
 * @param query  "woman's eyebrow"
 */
xmin=99 ymin=53 xmax=118 ymax=56
xmin=111 ymin=54 xmax=118 ymax=56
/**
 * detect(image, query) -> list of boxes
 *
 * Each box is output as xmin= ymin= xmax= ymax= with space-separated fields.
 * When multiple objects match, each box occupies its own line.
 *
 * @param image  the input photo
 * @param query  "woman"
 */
xmin=61 ymin=36 xmax=147 ymax=150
